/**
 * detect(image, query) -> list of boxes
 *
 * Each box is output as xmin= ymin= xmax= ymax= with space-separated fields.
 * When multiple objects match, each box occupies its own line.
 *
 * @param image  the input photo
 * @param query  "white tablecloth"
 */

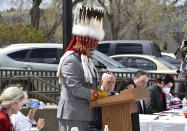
xmin=139 ymin=114 xmax=187 ymax=131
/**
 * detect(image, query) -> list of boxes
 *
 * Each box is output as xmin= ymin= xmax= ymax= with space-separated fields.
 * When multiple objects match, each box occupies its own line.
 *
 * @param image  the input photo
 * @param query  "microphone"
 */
xmin=107 ymin=91 xmax=118 ymax=96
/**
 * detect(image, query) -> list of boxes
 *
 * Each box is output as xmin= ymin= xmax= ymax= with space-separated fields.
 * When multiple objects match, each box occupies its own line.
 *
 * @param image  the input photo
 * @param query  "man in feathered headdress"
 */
xmin=57 ymin=4 xmax=107 ymax=131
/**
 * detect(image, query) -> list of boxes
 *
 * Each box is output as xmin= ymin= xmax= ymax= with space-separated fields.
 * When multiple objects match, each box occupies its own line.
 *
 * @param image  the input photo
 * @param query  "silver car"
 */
xmin=0 ymin=43 xmax=137 ymax=73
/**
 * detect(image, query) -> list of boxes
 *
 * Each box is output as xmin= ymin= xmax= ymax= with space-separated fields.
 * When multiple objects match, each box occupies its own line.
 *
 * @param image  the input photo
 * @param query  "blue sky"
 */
xmin=0 ymin=1 xmax=11 ymax=11
xmin=0 ymin=0 xmax=52 ymax=11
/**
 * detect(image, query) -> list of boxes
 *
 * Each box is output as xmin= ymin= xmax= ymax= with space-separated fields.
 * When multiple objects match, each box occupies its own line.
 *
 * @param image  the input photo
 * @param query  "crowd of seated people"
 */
xmin=117 ymin=70 xmax=182 ymax=114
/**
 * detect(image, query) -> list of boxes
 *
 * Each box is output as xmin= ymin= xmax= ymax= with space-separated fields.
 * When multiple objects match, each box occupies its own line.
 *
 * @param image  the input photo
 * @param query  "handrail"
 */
xmin=8 ymin=76 xmax=60 ymax=90
xmin=28 ymin=91 xmax=58 ymax=104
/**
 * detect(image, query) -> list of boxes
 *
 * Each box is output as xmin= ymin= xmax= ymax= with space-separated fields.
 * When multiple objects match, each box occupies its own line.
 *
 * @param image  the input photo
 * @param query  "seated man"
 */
xmin=101 ymin=72 xmax=116 ymax=92
xmin=90 ymin=72 xmax=116 ymax=131
xmin=133 ymin=70 xmax=149 ymax=114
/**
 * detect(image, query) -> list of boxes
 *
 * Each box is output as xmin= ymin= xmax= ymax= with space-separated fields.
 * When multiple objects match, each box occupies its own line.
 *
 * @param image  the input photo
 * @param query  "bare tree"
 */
xmin=45 ymin=0 xmax=84 ymax=40
xmin=95 ymin=0 xmax=180 ymax=41
xmin=30 ymin=0 xmax=42 ymax=29
xmin=96 ymin=0 xmax=124 ymax=40
xmin=0 ymin=14 xmax=5 ymax=25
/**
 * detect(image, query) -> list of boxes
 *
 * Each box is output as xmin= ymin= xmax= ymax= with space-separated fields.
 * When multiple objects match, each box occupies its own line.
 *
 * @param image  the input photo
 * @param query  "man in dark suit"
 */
xmin=133 ymin=70 xmax=149 ymax=114
xmin=138 ymin=101 xmax=147 ymax=114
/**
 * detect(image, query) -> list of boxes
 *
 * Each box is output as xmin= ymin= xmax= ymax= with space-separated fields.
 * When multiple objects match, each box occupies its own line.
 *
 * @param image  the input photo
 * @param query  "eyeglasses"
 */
xmin=106 ymin=71 xmax=114 ymax=75
xmin=15 ymin=101 xmax=27 ymax=107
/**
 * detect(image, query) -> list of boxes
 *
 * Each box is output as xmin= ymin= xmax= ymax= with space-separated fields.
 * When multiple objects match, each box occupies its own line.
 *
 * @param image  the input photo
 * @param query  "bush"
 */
xmin=0 ymin=23 xmax=47 ymax=46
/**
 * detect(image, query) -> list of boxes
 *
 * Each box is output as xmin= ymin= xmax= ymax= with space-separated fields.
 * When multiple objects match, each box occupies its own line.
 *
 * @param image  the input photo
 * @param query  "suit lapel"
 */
xmin=138 ymin=101 xmax=143 ymax=114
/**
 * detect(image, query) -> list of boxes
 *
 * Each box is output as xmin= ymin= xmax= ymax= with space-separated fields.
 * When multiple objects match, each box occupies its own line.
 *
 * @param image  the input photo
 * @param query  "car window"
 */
xmin=126 ymin=57 xmax=157 ymax=70
xmin=57 ymin=49 xmax=63 ymax=63
xmin=7 ymin=49 xmax=29 ymax=61
xmin=115 ymin=43 xmax=143 ymax=54
xmin=97 ymin=43 xmax=110 ymax=55
xmin=91 ymin=57 xmax=106 ymax=69
xmin=157 ymin=57 xmax=178 ymax=70
xmin=94 ymin=50 xmax=125 ymax=68
xmin=26 ymin=48 xmax=58 ymax=64
xmin=111 ymin=57 xmax=124 ymax=64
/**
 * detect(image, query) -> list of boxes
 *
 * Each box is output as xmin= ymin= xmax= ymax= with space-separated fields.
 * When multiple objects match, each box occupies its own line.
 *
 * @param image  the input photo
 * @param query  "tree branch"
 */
xmin=46 ymin=14 xmax=63 ymax=39
xmin=97 ymin=0 xmax=112 ymax=20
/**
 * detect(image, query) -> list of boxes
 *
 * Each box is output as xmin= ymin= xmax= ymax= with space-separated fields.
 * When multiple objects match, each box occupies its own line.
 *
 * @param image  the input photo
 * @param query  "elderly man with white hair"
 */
xmin=101 ymin=72 xmax=116 ymax=93
xmin=90 ymin=73 xmax=116 ymax=131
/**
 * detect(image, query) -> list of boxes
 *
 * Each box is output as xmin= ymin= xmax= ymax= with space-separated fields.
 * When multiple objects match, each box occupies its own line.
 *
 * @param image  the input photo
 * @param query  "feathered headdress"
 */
xmin=72 ymin=4 xmax=105 ymax=41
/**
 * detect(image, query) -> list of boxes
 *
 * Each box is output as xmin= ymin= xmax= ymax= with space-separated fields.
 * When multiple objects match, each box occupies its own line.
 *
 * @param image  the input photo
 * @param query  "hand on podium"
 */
xmin=90 ymin=89 xmax=108 ymax=101
xmin=97 ymin=87 xmax=105 ymax=93
xmin=97 ymin=88 xmax=117 ymax=96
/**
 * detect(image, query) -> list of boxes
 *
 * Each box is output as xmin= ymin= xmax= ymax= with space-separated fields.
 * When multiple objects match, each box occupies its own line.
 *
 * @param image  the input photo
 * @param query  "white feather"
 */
xmin=72 ymin=24 xmax=105 ymax=41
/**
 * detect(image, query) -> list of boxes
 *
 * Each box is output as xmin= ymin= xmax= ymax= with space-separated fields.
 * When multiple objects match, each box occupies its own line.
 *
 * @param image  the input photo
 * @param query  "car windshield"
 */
xmin=93 ymin=50 xmax=125 ymax=68
xmin=156 ymin=57 xmax=178 ymax=70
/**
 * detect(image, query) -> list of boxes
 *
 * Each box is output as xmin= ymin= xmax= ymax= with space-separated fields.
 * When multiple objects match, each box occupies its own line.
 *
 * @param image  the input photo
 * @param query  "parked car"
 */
xmin=0 ymin=43 xmax=137 ymax=73
xmin=110 ymin=54 xmax=178 ymax=74
xmin=161 ymin=52 xmax=181 ymax=69
xmin=97 ymin=40 xmax=161 ymax=57
xmin=161 ymin=52 xmax=176 ymax=59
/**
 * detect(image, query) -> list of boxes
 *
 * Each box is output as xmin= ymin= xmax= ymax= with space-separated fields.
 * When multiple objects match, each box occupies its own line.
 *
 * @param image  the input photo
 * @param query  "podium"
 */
xmin=90 ymin=87 xmax=146 ymax=131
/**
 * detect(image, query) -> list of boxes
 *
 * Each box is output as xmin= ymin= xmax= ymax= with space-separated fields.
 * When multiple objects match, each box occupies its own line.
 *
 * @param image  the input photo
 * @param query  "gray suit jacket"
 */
xmin=57 ymin=52 xmax=98 ymax=121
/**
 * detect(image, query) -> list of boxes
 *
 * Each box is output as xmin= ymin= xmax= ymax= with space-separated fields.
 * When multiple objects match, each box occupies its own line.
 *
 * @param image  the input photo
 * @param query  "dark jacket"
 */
xmin=145 ymin=84 xmax=167 ymax=114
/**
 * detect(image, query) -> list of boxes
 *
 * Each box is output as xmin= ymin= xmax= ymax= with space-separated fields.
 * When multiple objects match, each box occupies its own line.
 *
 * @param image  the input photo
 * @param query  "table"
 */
xmin=139 ymin=113 xmax=187 ymax=131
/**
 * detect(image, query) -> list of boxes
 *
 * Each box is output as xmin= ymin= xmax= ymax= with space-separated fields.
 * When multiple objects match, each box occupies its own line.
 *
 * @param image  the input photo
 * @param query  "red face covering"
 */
xmin=65 ymin=35 xmax=98 ymax=56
